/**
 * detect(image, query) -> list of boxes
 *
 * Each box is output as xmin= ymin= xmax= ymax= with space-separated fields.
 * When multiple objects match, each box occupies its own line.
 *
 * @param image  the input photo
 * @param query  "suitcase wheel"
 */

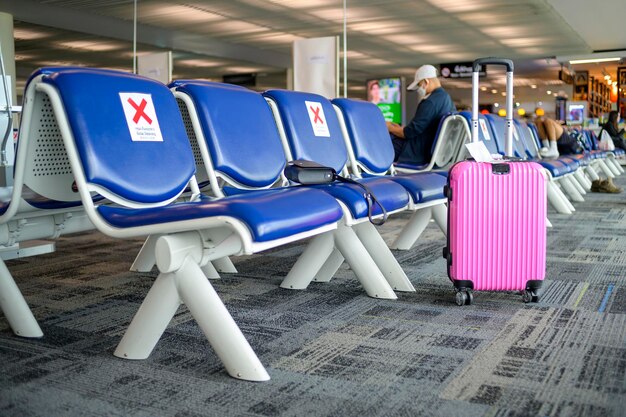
xmin=522 ymin=290 xmax=539 ymax=303
xmin=455 ymin=290 xmax=473 ymax=306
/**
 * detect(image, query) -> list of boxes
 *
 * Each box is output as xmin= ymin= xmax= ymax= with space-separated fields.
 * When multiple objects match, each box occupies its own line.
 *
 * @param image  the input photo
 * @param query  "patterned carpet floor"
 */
xmin=0 ymin=174 xmax=625 ymax=417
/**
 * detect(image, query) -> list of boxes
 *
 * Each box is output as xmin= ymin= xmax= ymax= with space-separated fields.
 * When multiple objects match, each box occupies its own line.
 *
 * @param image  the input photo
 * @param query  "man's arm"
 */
xmin=386 ymin=121 xmax=405 ymax=138
xmin=403 ymin=100 xmax=436 ymax=142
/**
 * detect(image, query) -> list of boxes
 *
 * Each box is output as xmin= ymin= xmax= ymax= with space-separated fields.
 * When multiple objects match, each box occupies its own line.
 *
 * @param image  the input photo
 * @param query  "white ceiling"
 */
xmin=2 ymin=0 xmax=625 ymax=98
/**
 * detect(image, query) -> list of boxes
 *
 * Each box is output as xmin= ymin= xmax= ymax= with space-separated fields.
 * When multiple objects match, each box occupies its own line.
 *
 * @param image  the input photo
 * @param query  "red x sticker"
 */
xmin=305 ymin=101 xmax=330 ymax=137
xmin=127 ymin=98 xmax=153 ymax=125
xmin=119 ymin=93 xmax=163 ymax=142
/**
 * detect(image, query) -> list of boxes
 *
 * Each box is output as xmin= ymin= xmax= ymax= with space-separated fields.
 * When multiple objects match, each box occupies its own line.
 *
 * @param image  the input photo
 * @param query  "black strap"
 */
xmin=284 ymin=159 xmax=388 ymax=226
xmin=333 ymin=174 xmax=388 ymax=226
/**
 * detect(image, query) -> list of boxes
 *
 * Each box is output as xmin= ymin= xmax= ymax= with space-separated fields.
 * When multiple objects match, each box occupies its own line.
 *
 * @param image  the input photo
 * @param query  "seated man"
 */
xmin=386 ymin=64 xmax=456 ymax=165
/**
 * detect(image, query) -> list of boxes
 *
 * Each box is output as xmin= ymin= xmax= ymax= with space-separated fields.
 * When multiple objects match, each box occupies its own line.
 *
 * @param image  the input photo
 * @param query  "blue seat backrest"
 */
xmin=513 ymin=119 xmax=539 ymax=159
xmin=170 ymin=80 xmax=247 ymax=91
xmin=43 ymin=69 xmax=195 ymax=204
xmin=586 ymin=130 xmax=600 ymax=150
xmin=263 ymin=90 xmax=348 ymax=173
xmin=484 ymin=114 xmax=526 ymax=158
xmin=331 ymin=98 xmax=394 ymax=174
xmin=526 ymin=123 xmax=543 ymax=149
xmin=172 ymin=80 xmax=286 ymax=188
xmin=458 ymin=111 xmax=499 ymax=155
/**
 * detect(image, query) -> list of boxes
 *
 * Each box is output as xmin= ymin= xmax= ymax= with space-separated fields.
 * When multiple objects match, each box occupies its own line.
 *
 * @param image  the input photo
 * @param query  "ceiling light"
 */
xmin=546 ymin=90 xmax=552 ymax=95
xmin=491 ymin=89 xmax=498 ymax=94
xmin=501 ymin=92 xmax=506 ymax=96
xmin=480 ymin=86 xmax=487 ymax=91
xmin=494 ymin=103 xmax=499 ymax=108
xmin=531 ymin=84 xmax=537 ymax=89
xmin=604 ymin=75 xmax=611 ymax=80
xmin=569 ymin=57 xmax=620 ymax=64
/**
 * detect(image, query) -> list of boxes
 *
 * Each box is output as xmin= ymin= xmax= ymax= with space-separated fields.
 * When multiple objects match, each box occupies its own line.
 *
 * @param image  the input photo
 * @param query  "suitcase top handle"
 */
xmin=471 ymin=57 xmax=515 ymax=157
xmin=473 ymin=57 xmax=514 ymax=73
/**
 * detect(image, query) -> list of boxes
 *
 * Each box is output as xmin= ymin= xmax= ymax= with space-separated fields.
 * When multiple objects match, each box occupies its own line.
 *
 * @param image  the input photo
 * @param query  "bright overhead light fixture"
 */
xmin=569 ymin=57 xmax=620 ymax=64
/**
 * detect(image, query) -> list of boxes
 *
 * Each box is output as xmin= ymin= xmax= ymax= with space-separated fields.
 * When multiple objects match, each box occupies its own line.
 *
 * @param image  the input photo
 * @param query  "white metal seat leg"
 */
xmin=312 ymin=248 xmax=344 ymax=283
xmin=573 ymin=169 xmax=591 ymax=191
xmin=212 ymin=257 xmax=238 ymax=274
xmin=201 ymin=261 xmax=221 ymax=279
xmin=280 ymin=232 xmax=335 ymax=290
xmin=431 ymin=203 xmax=448 ymax=236
xmin=598 ymin=159 xmax=616 ymax=178
xmin=114 ymin=271 xmax=181 ymax=360
xmin=605 ymin=156 xmax=622 ymax=175
xmin=130 ymin=234 xmax=159 ymax=272
xmin=547 ymin=181 xmax=572 ymax=214
xmin=353 ymin=222 xmax=415 ymax=292
xmin=116 ymin=233 xmax=269 ymax=381
xmin=0 ymin=260 xmax=43 ymax=338
xmin=175 ymin=258 xmax=269 ymax=381
xmin=585 ymin=165 xmax=600 ymax=181
xmin=390 ymin=207 xmax=432 ymax=250
xmin=333 ymin=224 xmax=397 ymax=300
xmin=561 ymin=177 xmax=585 ymax=202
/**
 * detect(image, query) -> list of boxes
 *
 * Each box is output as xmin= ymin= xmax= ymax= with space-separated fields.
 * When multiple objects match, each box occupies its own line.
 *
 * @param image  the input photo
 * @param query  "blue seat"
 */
xmin=171 ymin=79 xmax=409 ymax=299
xmin=263 ymin=89 xmax=410 ymax=217
xmin=512 ymin=119 xmax=578 ymax=176
xmin=18 ymin=67 xmax=348 ymax=382
xmin=331 ymin=98 xmax=447 ymax=206
xmin=458 ymin=111 xmax=500 ymax=155
xmin=392 ymin=112 xmax=469 ymax=173
xmin=330 ymin=97 xmax=449 ymax=249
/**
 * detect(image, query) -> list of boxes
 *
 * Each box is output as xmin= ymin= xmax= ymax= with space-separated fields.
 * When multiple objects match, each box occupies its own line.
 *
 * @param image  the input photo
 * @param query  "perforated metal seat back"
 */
xmin=173 ymin=81 xmax=286 ymax=188
xmin=41 ymin=68 xmax=195 ymax=205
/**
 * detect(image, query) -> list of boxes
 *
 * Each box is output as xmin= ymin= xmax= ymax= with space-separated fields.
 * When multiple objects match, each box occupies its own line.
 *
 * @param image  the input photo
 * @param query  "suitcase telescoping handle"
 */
xmin=471 ymin=57 xmax=515 ymax=157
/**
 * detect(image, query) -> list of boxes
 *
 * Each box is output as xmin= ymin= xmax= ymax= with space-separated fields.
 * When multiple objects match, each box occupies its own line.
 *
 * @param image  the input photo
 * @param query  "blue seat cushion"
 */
xmin=394 ymin=162 xmax=430 ymax=171
xmin=537 ymin=160 xmax=570 ymax=177
xmin=310 ymin=177 xmax=409 ymax=220
xmin=560 ymin=154 xmax=589 ymax=167
xmin=97 ymin=187 xmax=343 ymax=242
xmin=389 ymin=173 xmax=446 ymax=204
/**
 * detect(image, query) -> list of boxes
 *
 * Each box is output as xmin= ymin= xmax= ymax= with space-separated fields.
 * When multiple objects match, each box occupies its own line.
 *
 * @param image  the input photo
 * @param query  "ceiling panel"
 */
xmin=3 ymin=0 xmax=622 ymax=98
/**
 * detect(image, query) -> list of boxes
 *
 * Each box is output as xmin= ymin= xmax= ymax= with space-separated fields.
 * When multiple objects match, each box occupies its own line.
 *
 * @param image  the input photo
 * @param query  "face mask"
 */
xmin=415 ymin=86 xmax=427 ymax=102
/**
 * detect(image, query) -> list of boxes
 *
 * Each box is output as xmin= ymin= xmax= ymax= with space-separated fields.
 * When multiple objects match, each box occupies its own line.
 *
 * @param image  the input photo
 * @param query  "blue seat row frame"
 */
xmin=1 ymin=67 xmax=352 ymax=382
xmin=171 ymin=80 xmax=417 ymax=298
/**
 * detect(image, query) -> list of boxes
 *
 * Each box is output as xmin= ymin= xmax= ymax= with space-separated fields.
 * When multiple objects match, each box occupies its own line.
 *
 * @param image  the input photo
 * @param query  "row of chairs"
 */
xmin=0 ymin=67 xmax=454 ymax=382
xmin=395 ymin=110 xmax=624 ymax=215
xmin=3 ymin=66 xmax=620 ymax=381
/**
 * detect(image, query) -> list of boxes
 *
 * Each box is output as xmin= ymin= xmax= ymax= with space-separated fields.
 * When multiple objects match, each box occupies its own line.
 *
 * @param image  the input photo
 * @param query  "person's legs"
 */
xmin=539 ymin=118 xmax=560 ymax=158
xmin=535 ymin=119 xmax=549 ymax=147
xmin=391 ymin=136 xmax=406 ymax=162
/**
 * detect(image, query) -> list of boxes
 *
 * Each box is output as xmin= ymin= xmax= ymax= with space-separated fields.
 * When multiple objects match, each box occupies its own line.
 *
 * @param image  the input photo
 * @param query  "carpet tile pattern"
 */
xmin=0 ymin=175 xmax=625 ymax=416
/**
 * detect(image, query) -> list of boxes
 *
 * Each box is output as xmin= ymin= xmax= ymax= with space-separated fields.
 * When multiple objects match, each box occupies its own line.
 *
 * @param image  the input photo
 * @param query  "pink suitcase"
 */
xmin=442 ymin=58 xmax=547 ymax=305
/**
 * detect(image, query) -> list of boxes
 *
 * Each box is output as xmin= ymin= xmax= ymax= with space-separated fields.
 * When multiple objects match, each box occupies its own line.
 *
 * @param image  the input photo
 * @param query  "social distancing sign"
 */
xmin=479 ymin=118 xmax=491 ymax=141
xmin=119 ymin=93 xmax=163 ymax=142
xmin=305 ymin=100 xmax=330 ymax=137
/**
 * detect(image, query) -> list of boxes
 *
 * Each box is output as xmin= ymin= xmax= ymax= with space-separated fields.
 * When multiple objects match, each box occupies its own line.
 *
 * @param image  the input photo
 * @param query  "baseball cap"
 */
xmin=407 ymin=65 xmax=438 ymax=90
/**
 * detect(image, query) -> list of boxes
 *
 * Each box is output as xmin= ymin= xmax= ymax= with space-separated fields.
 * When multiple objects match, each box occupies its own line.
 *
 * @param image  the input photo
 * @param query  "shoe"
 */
xmin=540 ymin=147 xmax=559 ymax=158
xmin=591 ymin=179 xmax=602 ymax=192
xmin=597 ymin=178 xmax=622 ymax=193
